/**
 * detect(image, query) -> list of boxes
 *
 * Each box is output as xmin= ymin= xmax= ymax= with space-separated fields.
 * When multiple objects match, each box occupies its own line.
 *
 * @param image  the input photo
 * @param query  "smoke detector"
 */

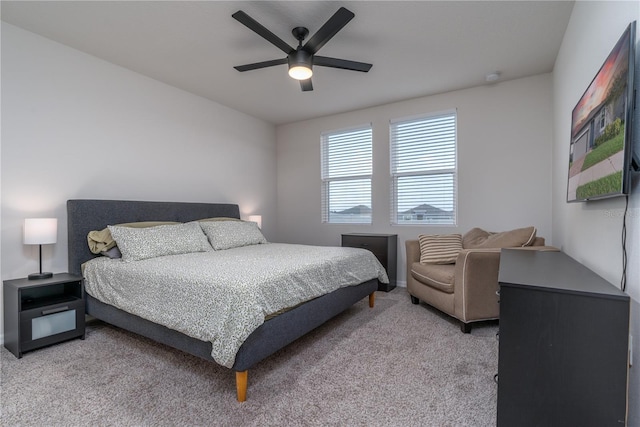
xmin=486 ymin=72 xmax=501 ymax=82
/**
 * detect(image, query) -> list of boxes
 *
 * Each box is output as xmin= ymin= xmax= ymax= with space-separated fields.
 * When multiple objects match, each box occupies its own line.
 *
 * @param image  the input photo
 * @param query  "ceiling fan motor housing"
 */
xmin=289 ymin=49 xmax=312 ymax=69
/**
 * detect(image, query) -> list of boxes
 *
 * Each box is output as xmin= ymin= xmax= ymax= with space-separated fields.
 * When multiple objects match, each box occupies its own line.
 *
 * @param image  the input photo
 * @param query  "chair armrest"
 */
xmin=406 ymin=240 xmax=421 ymax=263
xmin=405 ymin=239 xmax=420 ymax=286
xmin=453 ymin=248 xmax=502 ymax=322
xmin=451 ymin=245 xmax=559 ymax=322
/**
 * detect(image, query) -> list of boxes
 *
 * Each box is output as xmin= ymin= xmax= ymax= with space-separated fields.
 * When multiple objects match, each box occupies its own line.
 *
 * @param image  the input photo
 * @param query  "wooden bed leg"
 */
xmin=369 ymin=292 xmax=375 ymax=308
xmin=236 ymin=370 xmax=248 ymax=402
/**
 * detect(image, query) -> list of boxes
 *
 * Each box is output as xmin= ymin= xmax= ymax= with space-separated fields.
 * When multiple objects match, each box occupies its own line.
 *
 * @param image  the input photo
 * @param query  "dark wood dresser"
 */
xmin=497 ymin=249 xmax=630 ymax=426
xmin=341 ymin=233 xmax=397 ymax=292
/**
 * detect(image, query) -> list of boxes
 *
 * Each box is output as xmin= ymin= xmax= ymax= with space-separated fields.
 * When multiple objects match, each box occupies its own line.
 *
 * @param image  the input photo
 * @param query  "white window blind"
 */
xmin=390 ymin=111 xmax=457 ymax=225
xmin=321 ymin=125 xmax=372 ymax=224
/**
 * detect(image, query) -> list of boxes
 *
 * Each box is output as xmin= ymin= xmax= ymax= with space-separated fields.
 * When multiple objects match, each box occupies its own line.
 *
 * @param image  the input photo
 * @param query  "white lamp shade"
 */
xmin=248 ymin=215 xmax=262 ymax=229
xmin=24 ymin=218 xmax=58 ymax=245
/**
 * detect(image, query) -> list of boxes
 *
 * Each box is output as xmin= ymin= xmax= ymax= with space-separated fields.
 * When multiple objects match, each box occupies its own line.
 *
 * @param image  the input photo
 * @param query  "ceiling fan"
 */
xmin=232 ymin=7 xmax=372 ymax=91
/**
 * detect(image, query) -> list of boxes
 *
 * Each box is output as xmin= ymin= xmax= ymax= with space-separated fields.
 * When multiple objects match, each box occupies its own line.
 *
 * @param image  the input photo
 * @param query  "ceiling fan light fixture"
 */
xmin=288 ymin=65 xmax=313 ymax=80
xmin=288 ymin=50 xmax=313 ymax=80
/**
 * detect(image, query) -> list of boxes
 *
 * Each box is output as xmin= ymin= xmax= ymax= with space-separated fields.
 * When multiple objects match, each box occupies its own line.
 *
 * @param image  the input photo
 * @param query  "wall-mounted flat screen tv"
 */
xmin=567 ymin=21 xmax=636 ymax=202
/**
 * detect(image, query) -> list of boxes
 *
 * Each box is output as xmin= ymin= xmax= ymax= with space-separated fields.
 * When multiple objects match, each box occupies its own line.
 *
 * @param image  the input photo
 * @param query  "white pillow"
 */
xmin=108 ymin=221 xmax=212 ymax=261
xmin=199 ymin=220 xmax=267 ymax=250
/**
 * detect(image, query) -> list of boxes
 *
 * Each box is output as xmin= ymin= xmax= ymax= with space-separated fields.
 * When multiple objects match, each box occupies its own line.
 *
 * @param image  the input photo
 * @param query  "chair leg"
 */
xmin=410 ymin=295 xmax=419 ymax=304
xmin=460 ymin=321 xmax=472 ymax=333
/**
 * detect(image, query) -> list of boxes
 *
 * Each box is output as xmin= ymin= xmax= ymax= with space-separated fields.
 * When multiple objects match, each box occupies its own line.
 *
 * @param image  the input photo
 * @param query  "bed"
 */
xmin=67 ymin=199 xmax=383 ymax=401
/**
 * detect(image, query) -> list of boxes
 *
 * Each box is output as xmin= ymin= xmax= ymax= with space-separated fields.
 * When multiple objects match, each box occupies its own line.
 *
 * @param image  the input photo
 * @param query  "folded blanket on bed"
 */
xmin=83 ymin=243 xmax=388 ymax=368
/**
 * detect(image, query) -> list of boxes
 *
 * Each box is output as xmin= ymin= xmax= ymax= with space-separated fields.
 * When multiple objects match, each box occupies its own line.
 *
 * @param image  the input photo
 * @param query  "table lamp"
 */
xmin=24 ymin=218 xmax=57 ymax=280
xmin=248 ymin=215 xmax=262 ymax=229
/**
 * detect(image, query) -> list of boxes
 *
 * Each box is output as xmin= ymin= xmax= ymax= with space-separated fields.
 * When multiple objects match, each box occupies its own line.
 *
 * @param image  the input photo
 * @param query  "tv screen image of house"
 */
xmin=567 ymin=21 xmax=636 ymax=202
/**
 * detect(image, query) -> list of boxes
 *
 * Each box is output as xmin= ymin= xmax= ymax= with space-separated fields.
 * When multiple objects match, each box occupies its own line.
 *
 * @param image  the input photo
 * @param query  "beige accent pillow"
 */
xmin=87 ymin=221 xmax=180 ymax=254
xmin=463 ymin=226 xmax=537 ymax=249
xmin=461 ymin=228 xmax=491 ymax=249
xmin=418 ymin=233 xmax=463 ymax=264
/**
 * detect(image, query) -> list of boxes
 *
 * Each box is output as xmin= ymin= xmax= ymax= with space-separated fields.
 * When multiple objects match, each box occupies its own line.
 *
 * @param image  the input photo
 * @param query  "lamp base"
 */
xmin=28 ymin=272 xmax=53 ymax=280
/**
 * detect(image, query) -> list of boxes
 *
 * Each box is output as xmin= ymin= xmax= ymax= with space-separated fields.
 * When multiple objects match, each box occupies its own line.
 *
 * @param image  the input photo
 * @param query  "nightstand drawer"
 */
xmin=32 ymin=309 xmax=76 ymax=340
xmin=341 ymin=235 xmax=388 ymax=256
xmin=20 ymin=299 xmax=84 ymax=351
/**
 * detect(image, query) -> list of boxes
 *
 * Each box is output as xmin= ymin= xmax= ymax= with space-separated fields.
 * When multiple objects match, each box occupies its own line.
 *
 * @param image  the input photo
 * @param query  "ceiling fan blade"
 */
xmin=303 ymin=7 xmax=355 ymax=55
xmin=314 ymin=56 xmax=372 ymax=72
xmin=232 ymin=10 xmax=294 ymax=54
xmin=300 ymin=79 xmax=313 ymax=91
xmin=234 ymin=58 xmax=288 ymax=72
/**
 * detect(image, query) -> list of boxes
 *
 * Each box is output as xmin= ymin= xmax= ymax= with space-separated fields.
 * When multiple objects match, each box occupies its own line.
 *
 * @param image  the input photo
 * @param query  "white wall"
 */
xmin=552 ymin=1 xmax=640 ymax=424
xmin=0 ymin=24 xmax=277 ymax=339
xmin=276 ymin=73 xmax=553 ymax=284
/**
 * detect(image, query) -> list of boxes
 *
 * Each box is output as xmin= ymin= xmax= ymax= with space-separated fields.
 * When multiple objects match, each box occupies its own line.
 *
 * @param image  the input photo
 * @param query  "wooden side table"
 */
xmin=3 ymin=273 xmax=85 ymax=358
xmin=341 ymin=233 xmax=397 ymax=292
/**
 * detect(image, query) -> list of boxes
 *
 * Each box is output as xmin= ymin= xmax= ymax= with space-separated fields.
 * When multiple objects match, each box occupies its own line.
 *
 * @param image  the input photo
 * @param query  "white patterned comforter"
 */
xmin=83 ymin=243 xmax=388 ymax=368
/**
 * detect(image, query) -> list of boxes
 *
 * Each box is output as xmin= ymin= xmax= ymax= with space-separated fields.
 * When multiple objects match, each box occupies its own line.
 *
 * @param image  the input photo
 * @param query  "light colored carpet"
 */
xmin=1 ymin=289 xmax=499 ymax=426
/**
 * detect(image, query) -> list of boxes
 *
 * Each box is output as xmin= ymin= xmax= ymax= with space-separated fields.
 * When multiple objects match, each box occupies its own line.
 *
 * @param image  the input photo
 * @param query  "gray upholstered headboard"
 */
xmin=67 ymin=199 xmax=241 ymax=276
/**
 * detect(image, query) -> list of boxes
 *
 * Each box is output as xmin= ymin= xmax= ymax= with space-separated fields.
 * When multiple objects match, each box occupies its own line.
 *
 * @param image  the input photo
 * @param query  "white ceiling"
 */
xmin=1 ymin=1 xmax=574 ymax=125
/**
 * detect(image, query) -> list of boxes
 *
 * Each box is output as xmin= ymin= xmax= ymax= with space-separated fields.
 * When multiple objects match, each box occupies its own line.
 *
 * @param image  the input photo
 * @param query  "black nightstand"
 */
xmin=3 ymin=273 xmax=85 ymax=358
xmin=342 ymin=233 xmax=397 ymax=292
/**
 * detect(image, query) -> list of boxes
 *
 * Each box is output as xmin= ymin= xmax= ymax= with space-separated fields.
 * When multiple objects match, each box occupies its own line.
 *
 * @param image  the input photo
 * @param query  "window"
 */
xmin=390 ymin=111 xmax=457 ymax=225
xmin=321 ymin=125 xmax=372 ymax=224
xmin=598 ymin=108 xmax=606 ymax=131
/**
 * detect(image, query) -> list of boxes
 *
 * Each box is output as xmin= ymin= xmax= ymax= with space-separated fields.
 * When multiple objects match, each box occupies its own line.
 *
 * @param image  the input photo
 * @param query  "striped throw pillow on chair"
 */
xmin=418 ymin=233 xmax=463 ymax=264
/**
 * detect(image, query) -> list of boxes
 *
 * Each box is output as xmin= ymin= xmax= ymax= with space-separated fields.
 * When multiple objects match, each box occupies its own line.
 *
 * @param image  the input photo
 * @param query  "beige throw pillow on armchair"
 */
xmin=462 ymin=226 xmax=537 ymax=249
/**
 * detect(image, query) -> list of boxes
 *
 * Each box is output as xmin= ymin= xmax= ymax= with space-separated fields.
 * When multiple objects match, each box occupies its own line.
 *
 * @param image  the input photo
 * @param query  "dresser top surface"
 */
xmin=341 ymin=233 xmax=397 ymax=237
xmin=498 ymin=249 xmax=628 ymax=299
